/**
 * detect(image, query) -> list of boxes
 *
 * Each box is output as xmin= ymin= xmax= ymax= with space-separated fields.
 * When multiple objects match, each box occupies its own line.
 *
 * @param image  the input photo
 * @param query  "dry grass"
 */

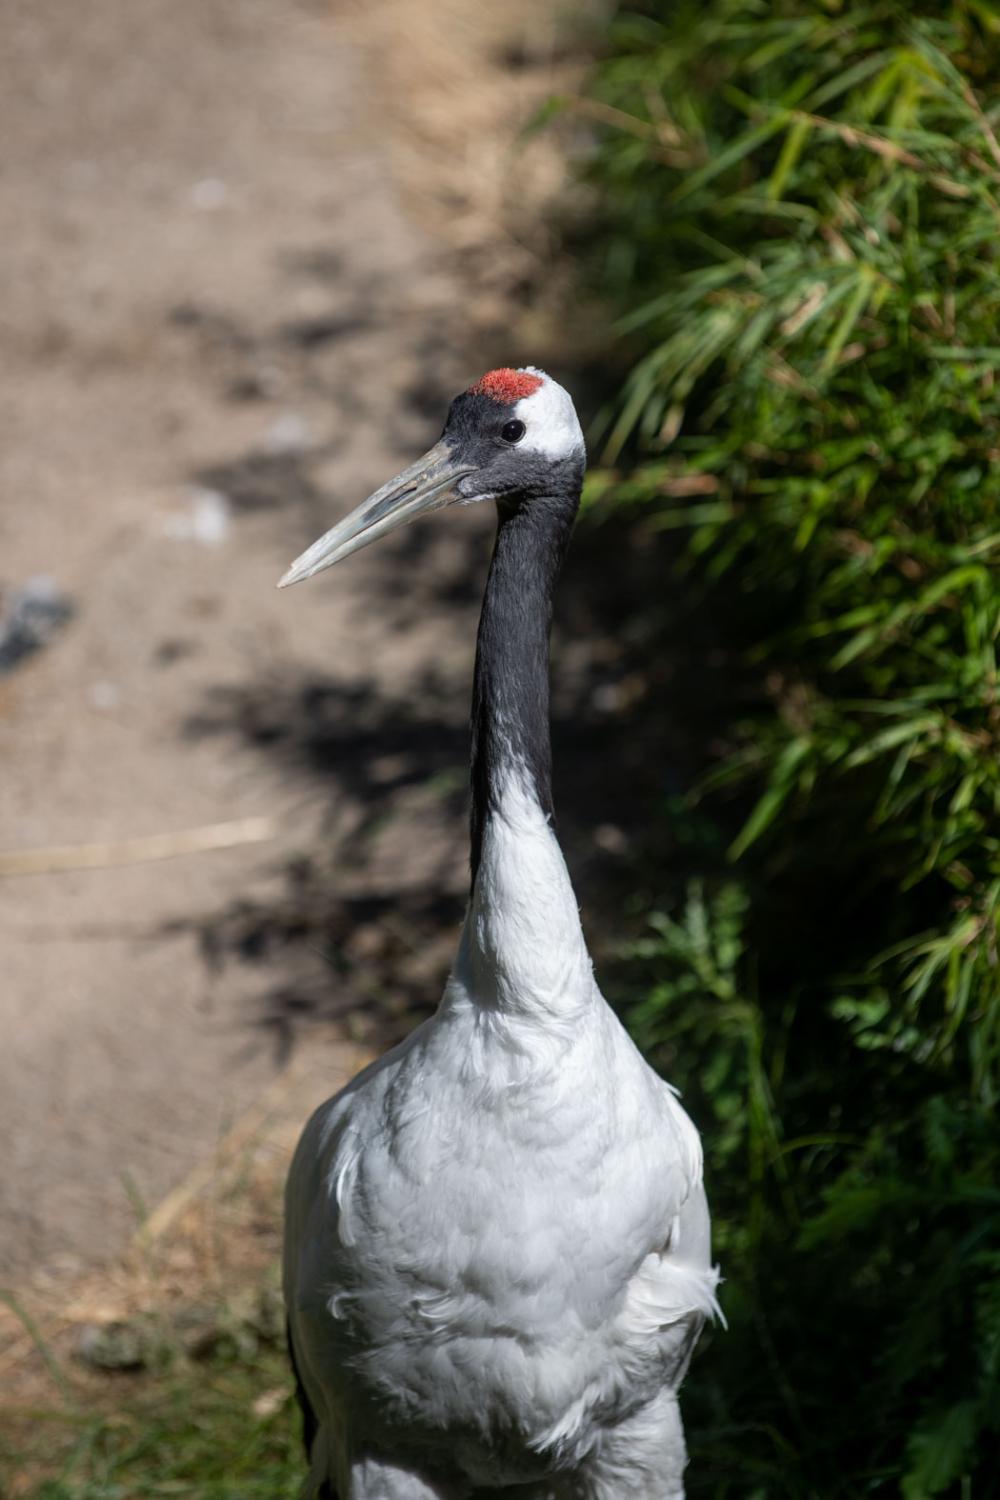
xmin=348 ymin=0 xmax=601 ymax=351
xmin=0 ymin=1047 xmax=369 ymax=1496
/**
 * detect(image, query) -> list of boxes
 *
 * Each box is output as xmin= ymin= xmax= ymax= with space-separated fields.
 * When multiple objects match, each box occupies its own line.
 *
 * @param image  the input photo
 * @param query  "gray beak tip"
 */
xmin=277 ymin=556 xmax=319 ymax=589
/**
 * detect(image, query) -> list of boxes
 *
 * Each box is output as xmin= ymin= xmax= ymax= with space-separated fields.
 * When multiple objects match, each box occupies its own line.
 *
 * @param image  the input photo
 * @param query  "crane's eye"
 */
xmin=501 ymin=419 xmax=526 ymax=444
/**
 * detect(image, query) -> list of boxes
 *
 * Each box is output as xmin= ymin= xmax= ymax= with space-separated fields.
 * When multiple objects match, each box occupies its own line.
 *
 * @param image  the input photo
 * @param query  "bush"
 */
xmin=577 ymin=3 xmax=1000 ymax=1494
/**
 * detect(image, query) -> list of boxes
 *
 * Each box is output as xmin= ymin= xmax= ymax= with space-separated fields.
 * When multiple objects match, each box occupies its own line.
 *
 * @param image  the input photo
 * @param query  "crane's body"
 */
xmin=280 ymin=369 xmax=719 ymax=1499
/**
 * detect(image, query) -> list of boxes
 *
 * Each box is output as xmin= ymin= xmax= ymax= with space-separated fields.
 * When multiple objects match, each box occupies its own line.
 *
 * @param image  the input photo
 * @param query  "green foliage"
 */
xmin=579 ymin=1 xmax=1000 ymax=1493
xmin=623 ymin=886 xmax=1000 ymax=1497
xmin=1 ymin=1338 xmax=302 ymax=1500
xmin=0 ymin=1293 xmax=302 ymax=1499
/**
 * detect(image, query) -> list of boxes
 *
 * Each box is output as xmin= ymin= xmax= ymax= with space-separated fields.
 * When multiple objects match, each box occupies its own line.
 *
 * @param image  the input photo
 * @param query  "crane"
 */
xmin=279 ymin=367 xmax=720 ymax=1500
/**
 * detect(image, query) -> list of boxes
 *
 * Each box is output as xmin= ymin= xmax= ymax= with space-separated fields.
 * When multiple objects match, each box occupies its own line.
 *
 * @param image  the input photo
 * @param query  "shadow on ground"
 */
xmin=170 ymin=458 xmax=745 ymax=1061
xmin=159 ymin=256 xmax=752 ymax=1063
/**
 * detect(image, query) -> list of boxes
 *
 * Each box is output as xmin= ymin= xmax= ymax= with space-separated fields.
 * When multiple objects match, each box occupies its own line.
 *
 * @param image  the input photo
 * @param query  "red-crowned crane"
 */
xmin=279 ymin=368 xmax=719 ymax=1500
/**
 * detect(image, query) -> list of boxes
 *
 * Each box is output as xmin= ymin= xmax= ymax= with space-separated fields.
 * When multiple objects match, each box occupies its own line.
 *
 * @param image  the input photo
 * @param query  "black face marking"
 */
xmin=441 ymin=390 xmax=582 ymax=510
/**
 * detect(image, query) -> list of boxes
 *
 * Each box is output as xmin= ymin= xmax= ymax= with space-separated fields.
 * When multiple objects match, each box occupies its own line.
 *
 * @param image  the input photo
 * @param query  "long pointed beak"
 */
xmin=278 ymin=440 xmax=475 ymax=588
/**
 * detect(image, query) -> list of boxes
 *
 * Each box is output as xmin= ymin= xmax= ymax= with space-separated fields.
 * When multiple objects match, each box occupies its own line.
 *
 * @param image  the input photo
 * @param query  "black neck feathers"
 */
xmin=469 ymin=472 xmax=582 ymax=887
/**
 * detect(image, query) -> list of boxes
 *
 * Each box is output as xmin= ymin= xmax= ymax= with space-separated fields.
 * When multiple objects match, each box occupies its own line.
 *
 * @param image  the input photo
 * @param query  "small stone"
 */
xmin=89 ymin=680 xmax=121 ymax=710
xmin=190 ymin=177 xmax=228 ymax=211
xmin=264 ymin=411 xmax=310 ymax=453
xmin=0 ymin=576 xmax=74 ymax=675
xmin=161 ymin=487 xmax=231 ymax=545
xmin=77 ymin=1319 xmax=153 ymax=1371
xmin=253 ymin=1387 xmax=286 ymax=1418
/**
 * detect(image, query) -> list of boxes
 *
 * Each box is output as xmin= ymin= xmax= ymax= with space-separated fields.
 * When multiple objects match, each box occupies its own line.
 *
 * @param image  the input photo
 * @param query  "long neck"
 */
xmin=455 ymin=492 xmax=593 ymax=1027
xmin=469 ymin=499 xmax=573 ymax=884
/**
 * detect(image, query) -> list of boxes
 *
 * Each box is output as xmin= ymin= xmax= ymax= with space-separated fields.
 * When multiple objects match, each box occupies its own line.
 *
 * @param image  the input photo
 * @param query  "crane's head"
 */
xmin=278 ymin=367 xmax=584 ymax=587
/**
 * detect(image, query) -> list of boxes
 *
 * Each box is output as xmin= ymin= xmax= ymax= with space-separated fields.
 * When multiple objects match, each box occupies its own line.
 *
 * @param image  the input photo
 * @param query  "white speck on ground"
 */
xmin=160 ymin=488 xmax=232 ymax=545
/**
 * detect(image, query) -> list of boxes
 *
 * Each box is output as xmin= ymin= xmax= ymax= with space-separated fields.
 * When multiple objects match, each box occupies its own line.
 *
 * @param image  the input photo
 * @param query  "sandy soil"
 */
xmin=0 ymin=0 xmax=502 ymax=1279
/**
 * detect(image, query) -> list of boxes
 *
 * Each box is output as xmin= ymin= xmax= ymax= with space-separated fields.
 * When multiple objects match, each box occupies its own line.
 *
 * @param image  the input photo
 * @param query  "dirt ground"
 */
xmin=0 ymin=0 xmax=569 ymax=1280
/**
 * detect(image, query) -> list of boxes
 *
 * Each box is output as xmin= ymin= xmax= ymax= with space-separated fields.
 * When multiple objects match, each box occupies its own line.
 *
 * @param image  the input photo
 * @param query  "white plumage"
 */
xmin=281 ymin=370 xmax=719 ymax=1499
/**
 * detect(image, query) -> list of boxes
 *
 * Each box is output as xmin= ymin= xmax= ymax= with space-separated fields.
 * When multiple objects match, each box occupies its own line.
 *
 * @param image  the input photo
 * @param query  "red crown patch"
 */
xmin=468 ymin=368 xmax=544 ymax=404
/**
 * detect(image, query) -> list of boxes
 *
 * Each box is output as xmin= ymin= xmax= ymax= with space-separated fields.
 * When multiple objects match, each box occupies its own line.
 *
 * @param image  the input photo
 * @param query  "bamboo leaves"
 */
xmin=583 ymin=2 xmax=1000 ymax=1491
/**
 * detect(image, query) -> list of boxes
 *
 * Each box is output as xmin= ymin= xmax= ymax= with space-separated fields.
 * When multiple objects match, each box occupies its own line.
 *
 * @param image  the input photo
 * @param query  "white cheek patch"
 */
xmin=513 ymin=369 xmax=585 ymax=463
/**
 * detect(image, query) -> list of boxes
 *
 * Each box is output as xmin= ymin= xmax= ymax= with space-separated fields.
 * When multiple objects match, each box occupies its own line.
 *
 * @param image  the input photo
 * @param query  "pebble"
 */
xmin=161 ymin=487 xmax=232 ymax=545
xmin=0 ymin=575 xmax=74 ymax=675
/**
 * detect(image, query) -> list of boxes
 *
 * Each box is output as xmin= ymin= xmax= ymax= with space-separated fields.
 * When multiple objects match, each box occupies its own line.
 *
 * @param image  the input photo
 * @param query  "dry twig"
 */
xmin=0 ymin=817 xmax=275 ymax=878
